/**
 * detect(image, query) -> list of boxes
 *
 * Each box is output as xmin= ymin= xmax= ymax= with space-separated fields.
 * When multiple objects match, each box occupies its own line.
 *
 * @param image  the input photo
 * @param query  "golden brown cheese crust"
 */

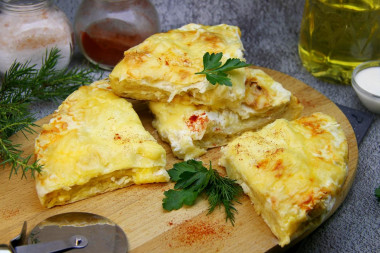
xmin=35 ymin=80 xmax=168 ymax=208
xmin=149 ymin=68 xmax=303 ymax=160
xmin=219 ymin=113 xmax=348 ymax=246
xmin=109 ymin=23 xmax=247 ymax=109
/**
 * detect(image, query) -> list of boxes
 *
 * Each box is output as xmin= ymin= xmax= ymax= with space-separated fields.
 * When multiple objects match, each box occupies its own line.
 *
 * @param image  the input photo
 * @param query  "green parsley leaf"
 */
xmin=202 ymin=52 xmax=223 ymax=70
xmin=163 ymin=160 xmax=209 ymax=211
xmin=162 ymin=160 xmax=243 ymax=225
xmin=168 ymin=159 xmax=203 ymax=181
xmin=174 ymin=170 xmax=210 ymax=192
xmin=163 ymin=189 xmax=198 ymax=211
xmin=375 ymin=185 xmax=380 ymax=201
xmin=195 ymin=52 xmax=250 ymax=86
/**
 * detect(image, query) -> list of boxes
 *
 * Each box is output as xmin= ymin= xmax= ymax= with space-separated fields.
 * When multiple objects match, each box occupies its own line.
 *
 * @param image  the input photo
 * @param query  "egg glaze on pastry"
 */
xmin=34 ymin=80 xmax=168 ymax=208
xmin=109 ymin=23 xmax=248 ymax=110
xmin=149 ymin=68 xmax=303 ymax=160
xmin=219 ymin=112 xmax=348 ymax=246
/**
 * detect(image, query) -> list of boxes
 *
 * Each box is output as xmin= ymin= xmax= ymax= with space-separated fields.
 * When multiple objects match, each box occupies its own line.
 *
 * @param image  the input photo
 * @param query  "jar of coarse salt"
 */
xmin=0 ymin=0 xmax=73 ymax=74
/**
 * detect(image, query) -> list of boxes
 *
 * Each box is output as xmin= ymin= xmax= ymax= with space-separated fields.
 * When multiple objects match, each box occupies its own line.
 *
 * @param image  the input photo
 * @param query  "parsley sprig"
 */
xmin=195 ymin=52 xmax=250 ymax=86
xmin=163 ymin=160 xmax=243 ymax=225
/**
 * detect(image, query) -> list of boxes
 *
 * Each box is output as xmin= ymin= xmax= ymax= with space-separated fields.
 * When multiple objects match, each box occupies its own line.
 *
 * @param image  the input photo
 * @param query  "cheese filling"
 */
xmin=42 ymin=167 xmax=168 ymax=208
xmin=149 ymin=69 xmax=303 ymax=160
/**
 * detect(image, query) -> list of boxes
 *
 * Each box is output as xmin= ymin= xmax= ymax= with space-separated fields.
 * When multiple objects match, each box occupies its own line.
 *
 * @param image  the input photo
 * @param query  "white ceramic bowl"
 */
xmin=352 ymin=60 xmax=380 ymax=114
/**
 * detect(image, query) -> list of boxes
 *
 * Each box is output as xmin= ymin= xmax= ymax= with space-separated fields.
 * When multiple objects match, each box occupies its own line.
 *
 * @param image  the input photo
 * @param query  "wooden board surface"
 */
xmin=0 ymin=67 xmax=358 ymax=252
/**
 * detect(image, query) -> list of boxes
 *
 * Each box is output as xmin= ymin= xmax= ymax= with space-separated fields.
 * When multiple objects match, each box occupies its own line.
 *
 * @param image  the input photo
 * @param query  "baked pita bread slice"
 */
xmin=219 ymin=113 xmax=348 ymax=246
xmin=109 ymin=23 xmax=247 ymax=109
xmin=35 ymin=80 xmax=168 ymax=208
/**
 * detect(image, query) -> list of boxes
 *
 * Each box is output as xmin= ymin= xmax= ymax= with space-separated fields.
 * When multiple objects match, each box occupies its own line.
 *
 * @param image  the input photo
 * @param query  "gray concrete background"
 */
xmin=38 ymin=0 xmax=379 ymax=252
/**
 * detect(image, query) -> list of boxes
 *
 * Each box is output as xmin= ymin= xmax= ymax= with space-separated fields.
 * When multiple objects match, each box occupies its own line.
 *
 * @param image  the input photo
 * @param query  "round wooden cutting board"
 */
xmin=0 ymin=66 xmax=358 ymax=252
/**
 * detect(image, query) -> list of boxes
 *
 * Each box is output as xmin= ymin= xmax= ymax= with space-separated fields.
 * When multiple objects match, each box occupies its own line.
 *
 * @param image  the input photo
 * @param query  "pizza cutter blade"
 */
xmin=15 ymin=235 xmax=88 ymax=253
xmin=10 ymin=212 xmax=128 ymax=253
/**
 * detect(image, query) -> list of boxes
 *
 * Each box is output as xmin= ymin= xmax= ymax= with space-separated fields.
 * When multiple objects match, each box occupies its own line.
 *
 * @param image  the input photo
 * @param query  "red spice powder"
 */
xmin=80 ymin=18 xmax=146 ymax=66
xmin=185 ymin=112 xmax=209 ymax=133
xmin=171 ymin=219 xmax=228 ymax=247
xmin=188 ymin=114 xmax=199 ymax=123
xmin=114 ymin=133 xmax=122 ymax=140
xmin=1 ymin=208 xmax=20 ymax=219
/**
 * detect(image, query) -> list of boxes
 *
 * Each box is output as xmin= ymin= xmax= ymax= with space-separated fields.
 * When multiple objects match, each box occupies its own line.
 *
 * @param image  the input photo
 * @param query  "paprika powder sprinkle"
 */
xmin=186 ymin=112 xmax=209 ymax=133
xmin=170 ymin=220 xmax=228 ymax=247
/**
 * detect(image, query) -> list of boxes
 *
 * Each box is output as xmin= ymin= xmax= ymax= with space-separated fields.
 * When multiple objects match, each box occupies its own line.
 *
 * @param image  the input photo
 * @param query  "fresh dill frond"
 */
xmin=205 ymin=164 xmax=242 ymax=225
xmin=0 ymin=48 xmax=97 ymax=178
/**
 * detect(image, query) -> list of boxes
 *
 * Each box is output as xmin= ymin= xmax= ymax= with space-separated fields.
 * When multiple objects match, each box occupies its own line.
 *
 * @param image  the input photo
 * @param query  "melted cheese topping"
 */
xmin=35 ymin=80 xmax=168 ymax=208
xmin=219 ymin=113 xmax=348 ymax=246
xmin=149 ymin=69 xmax=303 ymax=160
xmin=109 ymin=23 xmax=247 ymax=109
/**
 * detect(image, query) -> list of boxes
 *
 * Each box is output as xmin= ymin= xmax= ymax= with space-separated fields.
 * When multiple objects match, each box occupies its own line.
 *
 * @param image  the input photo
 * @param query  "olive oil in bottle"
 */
xmin=298 ymin=0 xmax=380 ymax=84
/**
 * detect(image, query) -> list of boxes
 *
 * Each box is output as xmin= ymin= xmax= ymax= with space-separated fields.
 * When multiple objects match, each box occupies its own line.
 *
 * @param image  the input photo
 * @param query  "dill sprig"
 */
xmin=0 ymin=48 xmax=97 ymax=178
xmin=205 ymin=165 xmax=242 ymax=225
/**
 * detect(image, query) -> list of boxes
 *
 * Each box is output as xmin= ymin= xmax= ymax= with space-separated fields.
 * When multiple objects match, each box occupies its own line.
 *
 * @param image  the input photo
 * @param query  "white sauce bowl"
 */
xmin=352 ymin=61 xmax=380 ymax=114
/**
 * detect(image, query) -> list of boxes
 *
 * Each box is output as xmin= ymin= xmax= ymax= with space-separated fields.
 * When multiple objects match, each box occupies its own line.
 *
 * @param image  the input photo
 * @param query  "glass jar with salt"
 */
xmin=0 ymin=0 xmax=73 ymax=74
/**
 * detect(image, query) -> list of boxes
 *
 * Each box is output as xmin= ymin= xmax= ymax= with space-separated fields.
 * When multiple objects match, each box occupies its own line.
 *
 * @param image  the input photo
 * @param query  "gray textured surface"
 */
xmin=43 ymin=1 xmax=380 ymax=252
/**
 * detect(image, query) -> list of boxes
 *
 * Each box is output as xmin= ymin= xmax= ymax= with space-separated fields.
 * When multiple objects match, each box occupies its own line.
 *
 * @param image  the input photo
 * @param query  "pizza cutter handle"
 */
xmin=14 ymin=235 xmax=88 ymax=253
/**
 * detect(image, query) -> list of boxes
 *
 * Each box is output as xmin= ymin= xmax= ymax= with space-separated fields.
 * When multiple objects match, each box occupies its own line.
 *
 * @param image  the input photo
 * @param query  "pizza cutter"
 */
xmin=0 ymin=212 xmax=128 ymax=253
